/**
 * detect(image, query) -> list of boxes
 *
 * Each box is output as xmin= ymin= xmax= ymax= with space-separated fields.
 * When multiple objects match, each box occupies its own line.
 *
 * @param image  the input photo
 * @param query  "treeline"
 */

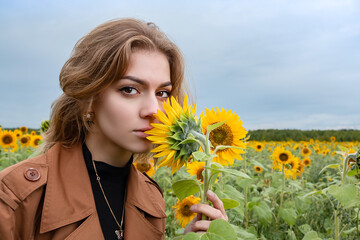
xmin=247 ymin=129 xmax=360 ymax=142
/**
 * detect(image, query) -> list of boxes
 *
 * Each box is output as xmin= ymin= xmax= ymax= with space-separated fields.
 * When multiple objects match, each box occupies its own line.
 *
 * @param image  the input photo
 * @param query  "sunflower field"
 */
xmin=1 ymin=125 xmax=360 ymax=240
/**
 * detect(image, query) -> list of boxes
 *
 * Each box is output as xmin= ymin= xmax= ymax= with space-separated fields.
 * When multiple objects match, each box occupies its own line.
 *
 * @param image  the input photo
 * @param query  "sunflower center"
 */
xmin=303 ymin=148 xmax=309 ymax=154
xmin=2 ymin=135 xmax=13 ymax=144
xmin=196 ymin=167 xmax=204 ymax=182
xmin=256 ymin=167 xmax=261 ymax=171
xmin=20 ymin=137 xmax=29 ymax=144
xmin=257 ymin=145 xmax=262 ymax=149
xmin=209 ymin=124 xmax=233 ymax=147
xmin=304 ymin=160 xmax=310 ymax=165
xmin=136 ymin=162 xmax=151 ymax=172
xmin=34 ymin=139 xmax=40 ymax=146
xmin=279 ymin=153 xmax=289 ymax=162
xmin=180 ymin=204 xmax=193 ymax=217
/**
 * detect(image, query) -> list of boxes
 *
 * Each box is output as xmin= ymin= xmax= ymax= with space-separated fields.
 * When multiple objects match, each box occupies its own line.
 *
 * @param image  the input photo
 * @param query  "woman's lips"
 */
xmin=133 ymin=127 xmax=153 ymax=138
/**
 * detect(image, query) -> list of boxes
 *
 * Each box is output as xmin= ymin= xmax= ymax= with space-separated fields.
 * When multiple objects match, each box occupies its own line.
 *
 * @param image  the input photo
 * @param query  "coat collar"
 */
xmin=39 ymin=143 xmax=165 ymax=237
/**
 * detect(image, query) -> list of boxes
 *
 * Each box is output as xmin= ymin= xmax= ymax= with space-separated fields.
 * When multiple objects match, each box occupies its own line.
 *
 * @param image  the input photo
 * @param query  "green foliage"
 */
xmin=248 ymin=129 xmax=360 ymax=142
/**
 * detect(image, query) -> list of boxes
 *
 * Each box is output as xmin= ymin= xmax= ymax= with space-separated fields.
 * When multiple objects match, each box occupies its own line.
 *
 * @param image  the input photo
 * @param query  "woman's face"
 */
xmin=92 ymin=50 xmax=172 ymax=155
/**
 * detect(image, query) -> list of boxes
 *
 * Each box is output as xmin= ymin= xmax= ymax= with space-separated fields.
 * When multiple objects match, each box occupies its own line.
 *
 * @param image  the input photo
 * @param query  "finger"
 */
xmin=191 ymin=220 xmax=211 ymax=232
xmin=206 ymin=190 xmax=228 ymax=220
xmin=190 ymin=203 xmax=225 ymax=220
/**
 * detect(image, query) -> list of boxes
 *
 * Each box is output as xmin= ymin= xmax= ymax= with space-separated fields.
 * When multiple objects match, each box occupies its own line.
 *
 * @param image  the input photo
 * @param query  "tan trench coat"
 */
xmin=0 ymin=143 xmax=166 ymax=240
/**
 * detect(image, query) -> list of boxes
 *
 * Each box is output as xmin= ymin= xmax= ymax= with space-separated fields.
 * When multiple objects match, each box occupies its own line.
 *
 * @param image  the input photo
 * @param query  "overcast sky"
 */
xmin=1 ymin=0 xmax=359 ymax=130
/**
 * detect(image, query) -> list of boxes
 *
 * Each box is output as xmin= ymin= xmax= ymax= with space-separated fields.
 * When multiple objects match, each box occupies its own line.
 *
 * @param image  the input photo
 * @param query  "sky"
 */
xmin=1 ymin=0 xmax=359 ymax=130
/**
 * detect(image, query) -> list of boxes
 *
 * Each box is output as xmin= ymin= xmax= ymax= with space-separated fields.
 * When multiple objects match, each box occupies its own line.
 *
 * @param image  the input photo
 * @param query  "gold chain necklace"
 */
xmin=91 ymin=159 xmax=126 ymax=240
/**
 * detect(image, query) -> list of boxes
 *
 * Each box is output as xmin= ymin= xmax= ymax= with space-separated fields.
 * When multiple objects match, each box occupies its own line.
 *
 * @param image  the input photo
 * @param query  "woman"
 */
xmin=0 ymin=18 xmax=227 ymax=239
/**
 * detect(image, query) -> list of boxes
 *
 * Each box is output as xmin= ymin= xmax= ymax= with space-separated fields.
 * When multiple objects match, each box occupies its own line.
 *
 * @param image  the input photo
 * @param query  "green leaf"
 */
xmin=221 ymin=198 xmax=240 ymax=209
xmin=184 ymin=232 xmax=202 ymax=240
xmin=347 ymin=169 xmax=359 ymax=177
xmin=299 ymin=224 xmax=313 ymax=235
xmin=206 ymin=121 xmax=226 ymax=134
xmin=200 ymin=233 xmax=224 ymax=240
xmin=279 ymin=208 xmax=297 ymax=227
xmin=319 ymin=164 xmax=340 ymax=175
xmin=192 ymin=151 xmax=208 ymax=161
xmin=206 ymin=164 xmax=251 ymax=179
xmin=327 ymin=184 xmax=360 ymax=209
xmin=252 ymin=201 xmax=273 ymax=225
xmin=237 ymin=179 xmax=253 ymax=189
xmin=207 ymin=219 xmax=238 ymax=240
xmin=172 ymin=179 xmax=201 ymax=201
xmin=302 ymin=231 xmax=321 ymax=240
xmin=231 ymin=224 xmax=257 ymax=240
xmin=303 ymin=190 xmax=323 ymax=198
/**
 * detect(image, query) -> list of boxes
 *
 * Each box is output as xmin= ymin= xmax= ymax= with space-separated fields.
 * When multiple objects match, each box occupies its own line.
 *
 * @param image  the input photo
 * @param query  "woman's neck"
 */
xmin=85 ymin=134 xmax=132 ymax=167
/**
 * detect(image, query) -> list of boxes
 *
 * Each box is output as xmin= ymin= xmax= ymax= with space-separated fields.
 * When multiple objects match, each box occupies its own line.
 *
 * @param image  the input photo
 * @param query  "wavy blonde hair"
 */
xmin=43 ymin=18 xmax=187 ymax=154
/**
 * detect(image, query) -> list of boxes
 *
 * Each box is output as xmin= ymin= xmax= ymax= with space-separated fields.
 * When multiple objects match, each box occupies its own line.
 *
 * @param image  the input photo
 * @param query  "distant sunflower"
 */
xmin=272 ymin=160 xmax=282 ymax=171
xmin=271 ymin=146 xmax=294 ymax=166
xmin=254 ymin=142 xmax=264 ymax=152
xmin=146 ymin=94 xmax=202 ymax=174
xmin=30 ymin=135 xmax=42 ymax=148
xmin=4 ymin=142 xmax=19 ymax=153
xmin=134 ymin=159 xmax=155 ymax=177
xmin=0 ymin=130 xmax=17 ymax=149
xmin=187 ymin=161 xmax=205 ymax=182
xmin=303 ymin=158 xmax=311 ymax=167
xmin=301 ymin=147 xmax=311 ymax=157
xmin=14 ymin=129 xmax=22 ymax=138
xmin=254 ymin=165 xmax=263 ymax=173
xmin=330 ymin=136 xmax=336 ymax=142
xmin=19 ymin=126 xmax=28 ymax=134
xmin=200 ymin=107 xmax=247 ymax=166
xmin=30 ymin=131 xmax=37 ymax=136
xmin=172 ymin=195 xmax=201 ymax=228
xmin=19 ymin=135 xmax=31 ymax=147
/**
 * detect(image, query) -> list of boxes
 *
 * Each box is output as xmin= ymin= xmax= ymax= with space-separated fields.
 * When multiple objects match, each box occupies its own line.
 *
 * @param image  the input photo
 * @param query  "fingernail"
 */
xmin=207 ymin=190 xmax=215 ymax=197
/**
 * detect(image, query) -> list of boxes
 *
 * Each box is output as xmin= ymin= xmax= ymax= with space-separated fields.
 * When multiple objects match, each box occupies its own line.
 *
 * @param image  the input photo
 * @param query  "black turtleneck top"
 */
xmin=82 ymin=143 xmax=132 ymax=240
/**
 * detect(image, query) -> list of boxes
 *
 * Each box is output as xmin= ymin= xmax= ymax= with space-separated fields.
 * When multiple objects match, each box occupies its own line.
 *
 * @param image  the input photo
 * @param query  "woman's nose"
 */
xmin=140 ymin=95 xmax=161 ymax=119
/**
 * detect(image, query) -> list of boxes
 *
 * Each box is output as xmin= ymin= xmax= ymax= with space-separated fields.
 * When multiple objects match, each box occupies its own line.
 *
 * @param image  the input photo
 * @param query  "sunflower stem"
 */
xmin=201 ymin=137 xmax=212 ymax=220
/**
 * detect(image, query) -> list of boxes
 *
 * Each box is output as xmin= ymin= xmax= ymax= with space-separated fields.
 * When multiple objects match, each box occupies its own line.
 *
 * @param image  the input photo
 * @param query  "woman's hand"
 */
xmin=184 ymin=190 xmax=228 ymax=234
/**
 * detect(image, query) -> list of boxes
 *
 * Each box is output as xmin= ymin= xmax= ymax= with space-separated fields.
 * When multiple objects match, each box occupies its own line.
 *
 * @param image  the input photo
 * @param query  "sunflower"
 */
xmin=0 ymin=130 xmax=17 ymax=149
xmin=285 ymin=157 xmax=301 ymax=180
xmin=134 ymin=159 xmax=155 ymax=177
xmin=272 ymin=160 xmax=282 ymax=171
xmin=254 ymin=142 xmax=264 ymax=152
xmin=4 ymin=142 xmax=19 ymax=153
xmin=30 ymin=131 xmax=37 ymax=136
xmin=30 ymin=135 xmax=42 ymax=148
xmin=146 ymin=94 xmax=202 ymax=174
xmin=301 ymin=147 xmax=311 ymax=157
xmin=330 ymin=136 xmax=336 ymax=142
xmin=303 ymin=158 xmax=311 ymax=167
xmin=200 ymin=107 xmax=247 ymax=166
xmin=271 ymin=146 xmax=294 ymax=166
xmin=19 ymin=126 xmax=28 ymax=134
xmin=14 ymin=129 xmax=22 ymax=138
xmin=187 ymin=161 xmax=205 ymax=182
xmin=172 ymin=195 xmax=201 ymax=228
xmin=19 ymin=134 xmax=31 ymax=147
xmin=254 ymin=165 xmax=263 ymax=173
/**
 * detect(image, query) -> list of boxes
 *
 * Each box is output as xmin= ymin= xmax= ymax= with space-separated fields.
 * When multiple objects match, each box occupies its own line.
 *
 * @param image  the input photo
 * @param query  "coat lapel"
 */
xmin=125 ymin=165 xmax=166 ymax=240
xmin=39 ymin=143 xmax=102 ymax=238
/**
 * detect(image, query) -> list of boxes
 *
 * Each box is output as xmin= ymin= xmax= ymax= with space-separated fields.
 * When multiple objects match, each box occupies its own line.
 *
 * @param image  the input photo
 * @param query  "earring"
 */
xmin=85 ymin=112 xmax=95 ymax=122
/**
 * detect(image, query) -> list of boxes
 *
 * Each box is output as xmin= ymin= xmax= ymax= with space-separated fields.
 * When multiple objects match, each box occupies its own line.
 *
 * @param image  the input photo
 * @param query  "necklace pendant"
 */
xmin=115 ymin=229 xmax=123 ymax=240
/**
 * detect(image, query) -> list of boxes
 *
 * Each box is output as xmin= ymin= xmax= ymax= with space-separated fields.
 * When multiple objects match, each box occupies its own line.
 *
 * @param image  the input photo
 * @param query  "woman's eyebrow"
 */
xmin=122 ymin=75 xmax=172 ymax=88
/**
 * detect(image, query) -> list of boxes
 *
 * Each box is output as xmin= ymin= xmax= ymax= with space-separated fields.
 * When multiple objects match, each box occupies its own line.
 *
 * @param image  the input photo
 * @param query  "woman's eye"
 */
xmin=157 ymin=91 xmax=171 ymax=98
xmin=120 ymin=87 xmax=138 ymax=95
